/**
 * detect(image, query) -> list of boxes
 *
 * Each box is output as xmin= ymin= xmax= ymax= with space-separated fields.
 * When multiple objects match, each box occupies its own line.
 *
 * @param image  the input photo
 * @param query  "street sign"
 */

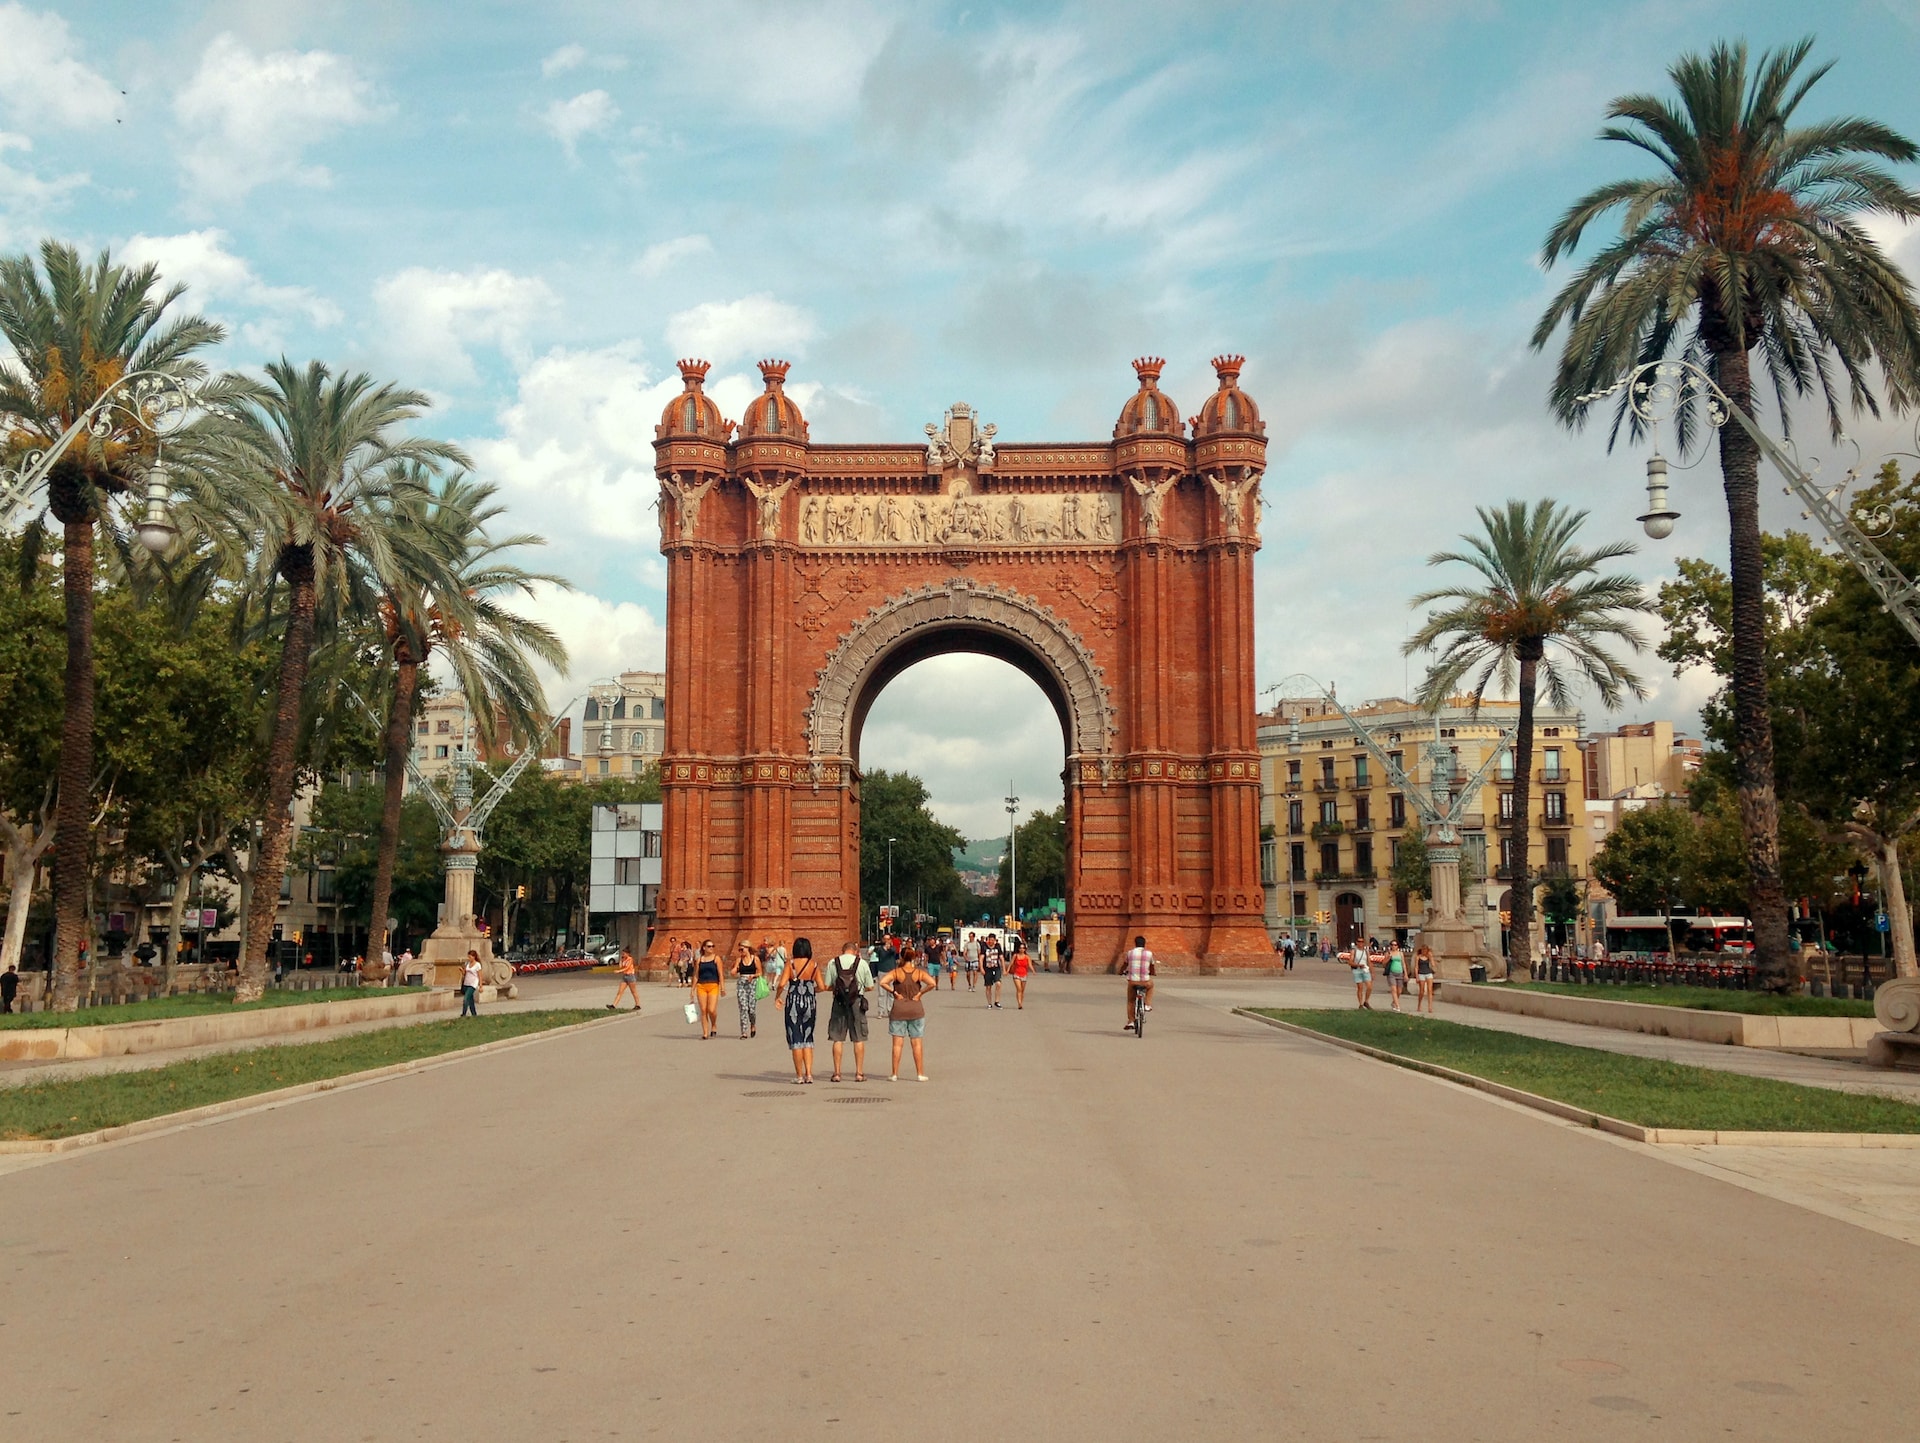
xmin=200 ymin=908 xmax=219 ymax=929
xmin=1875 ymin=911 xmax=1891 ymax=932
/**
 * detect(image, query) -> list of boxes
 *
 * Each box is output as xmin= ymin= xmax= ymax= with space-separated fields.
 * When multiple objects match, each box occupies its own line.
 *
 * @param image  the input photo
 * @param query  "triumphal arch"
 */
xmin=645 ymin=354 xmax=1272 ymax=972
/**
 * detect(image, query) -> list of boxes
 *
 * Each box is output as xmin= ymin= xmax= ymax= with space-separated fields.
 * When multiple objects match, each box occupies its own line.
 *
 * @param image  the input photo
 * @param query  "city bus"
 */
xmin=1603 ymin=916 xmax=1753 ymax=956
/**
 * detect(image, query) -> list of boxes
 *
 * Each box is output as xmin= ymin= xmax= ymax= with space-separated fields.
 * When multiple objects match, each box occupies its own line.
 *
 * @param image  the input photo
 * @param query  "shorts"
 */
xmin=1350 ymin=968 xmax=1371 ymax=982
xmin=617 ymin=972 xmax=639 ymax=986
xmin=1416 ymin=967 xmax=1433 ymax=979
xmin=983 ymin=966 xmax=1003 ymax=986
xmin=696 ymin=982 xmax=721 ymax=1002
xmin=827 ymin=998 xmax=868 ymax=1042
xmin=964 ymin=958 xmax=979 ymax=971
xmin=888 ymin=1017 xmax=925 ymax=1039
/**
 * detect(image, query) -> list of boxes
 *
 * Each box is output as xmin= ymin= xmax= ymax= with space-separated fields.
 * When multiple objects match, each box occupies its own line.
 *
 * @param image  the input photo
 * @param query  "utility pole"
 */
xmin=1005 ymin=784 xmax=1020 ymax=934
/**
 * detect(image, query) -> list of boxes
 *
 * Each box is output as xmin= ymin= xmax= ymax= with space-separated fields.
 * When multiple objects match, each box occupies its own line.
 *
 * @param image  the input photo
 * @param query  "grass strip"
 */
xmin=1516 ymin=982 xmax=1873 ymax=1018
xmin=1255 ymin=1008 xmax=1920 ymax=1134
xmin=0 ymin=1010 xmax=588 ymax=1140
xmin=1 ymin=987 xmax=378 ymax=1031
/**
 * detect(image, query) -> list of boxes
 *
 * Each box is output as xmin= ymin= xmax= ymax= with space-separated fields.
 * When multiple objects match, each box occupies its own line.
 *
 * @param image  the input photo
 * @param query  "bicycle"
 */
xmin=1129 ymin=983 xmax=1148 ymax=1037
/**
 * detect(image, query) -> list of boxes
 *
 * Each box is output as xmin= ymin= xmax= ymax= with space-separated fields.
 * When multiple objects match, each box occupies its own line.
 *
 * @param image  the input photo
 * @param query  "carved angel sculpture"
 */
xmin=1208 ymin=472 xmax=1260 ymax=537
xmin=743 ymin=478 xmax=792 ymax=541
xmin=1128 ymin=476 xmax=1176 ymax=538
xmin=661 ymin=474 xmax=716 ymax=540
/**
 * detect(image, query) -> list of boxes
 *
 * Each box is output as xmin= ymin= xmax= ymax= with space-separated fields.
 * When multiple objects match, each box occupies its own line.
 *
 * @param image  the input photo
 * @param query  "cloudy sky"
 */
xmin=8 ymin=1 xmax=1920 ymax=840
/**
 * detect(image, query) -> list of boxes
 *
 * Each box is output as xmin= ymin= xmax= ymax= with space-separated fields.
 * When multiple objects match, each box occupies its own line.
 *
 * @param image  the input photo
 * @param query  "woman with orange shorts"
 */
xmin=689 ymin=939 xmax=725 ymax=1038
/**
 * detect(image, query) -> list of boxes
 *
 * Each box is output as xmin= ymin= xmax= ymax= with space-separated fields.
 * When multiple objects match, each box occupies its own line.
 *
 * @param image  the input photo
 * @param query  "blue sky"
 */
xmin=7 ymin=1 xmax=1920 ymax=838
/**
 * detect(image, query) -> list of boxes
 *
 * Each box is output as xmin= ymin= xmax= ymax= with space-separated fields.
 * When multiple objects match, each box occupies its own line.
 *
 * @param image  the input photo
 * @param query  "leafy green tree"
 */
xmin=1534 ymin=38 xmax=1920 ymax=988
xmin=300 ymin=781 xmax=442 ymax=948
xmin=476 ymin=766 xmax=659 ymax=948
xmin=365 ymin=470 xmax=566 ymax=962
xmin=0 ymin=241 xmax=225 ymax=1009
xmin=857 ymin=770 xmax=965 ymax=937
xmin=215 ymin=360 xmax=466 ymax=1000
xmin=1406 ymin=499 xmax=1653 ymax=978
xmin=0 ymin=537 xmax=64 ymax=972
xmin=1592 ymin=805 xmax=1695 ymax=916
xmin=997 ymin=805 xmax=1066 ymax=919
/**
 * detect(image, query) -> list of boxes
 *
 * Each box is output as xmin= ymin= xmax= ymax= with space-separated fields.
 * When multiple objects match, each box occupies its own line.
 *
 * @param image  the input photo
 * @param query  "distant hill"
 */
xmin=953 ymin=837 xmax=1003 ymax=871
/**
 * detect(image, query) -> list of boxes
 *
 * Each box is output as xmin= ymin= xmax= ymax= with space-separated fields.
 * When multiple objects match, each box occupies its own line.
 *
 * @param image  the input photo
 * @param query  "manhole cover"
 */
xmin=828 ymin=1095 xmax=891 ymax=1104
xmin=742 ymin=1090 xmax=806 ymax=1098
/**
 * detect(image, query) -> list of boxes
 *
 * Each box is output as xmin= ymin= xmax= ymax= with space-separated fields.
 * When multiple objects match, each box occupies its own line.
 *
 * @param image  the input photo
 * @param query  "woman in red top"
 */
xmin=1007 ymin=938 xmax=1032 ymax=1009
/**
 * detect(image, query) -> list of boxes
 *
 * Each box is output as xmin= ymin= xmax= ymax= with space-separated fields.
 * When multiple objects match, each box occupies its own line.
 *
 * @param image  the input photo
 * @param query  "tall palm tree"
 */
xmin=1531 ymin=38 xmax=1920 ymax=990
xmin=365 ymin=469 xmax=568 ymax=966
xmin=1405 ymin=500 xmax=1653 ymax=980
xmin=0 ymin=242 xmax=224 ymax=1011
xmin=218 ymin=359 xmax=467 ymax=1002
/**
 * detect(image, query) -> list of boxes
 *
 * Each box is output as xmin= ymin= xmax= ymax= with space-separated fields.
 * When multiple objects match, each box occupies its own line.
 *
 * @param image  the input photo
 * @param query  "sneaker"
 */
xmin=917 ymin=1074 xmax=928 ymax=1082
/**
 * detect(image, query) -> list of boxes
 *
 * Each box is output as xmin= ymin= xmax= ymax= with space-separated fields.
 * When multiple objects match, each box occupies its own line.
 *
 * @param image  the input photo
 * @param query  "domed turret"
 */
xmin=736 ymin=359 xmax=809 ymax=441
xmin=1113 ymin=356 xmax=1184 ymax=439
xmin=1191 ymin=354 xmax=1264 ymax=437
xmin=657 ymin=359 xmax=731 ymax=441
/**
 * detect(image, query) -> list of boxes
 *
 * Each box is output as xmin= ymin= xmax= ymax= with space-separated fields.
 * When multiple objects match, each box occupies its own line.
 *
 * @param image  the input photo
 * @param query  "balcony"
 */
xmin=1312 ymin=870 xmax=1378 ymax=884
xmin=1346 ymin=776 xmax=1374 ymax=790
xmin=1542 ymin=813 xmax=1573 ymax=829
xmin=1540 ymin=769 xmax=1569 ymax=785
xmin=1309 ymin=820 xmax=1344 ymax=839
xmin=1351 ymin=818 xmax=1374 ymax=832
xmin=1313 ymin=778 xmax=1340 ymax=793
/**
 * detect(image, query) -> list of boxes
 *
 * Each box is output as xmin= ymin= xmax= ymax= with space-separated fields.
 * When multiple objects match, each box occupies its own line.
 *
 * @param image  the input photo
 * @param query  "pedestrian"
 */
xmin=1058 ymin=936 xmax=1073 ymax=974
xmin=398 ymin=948 xmax=415 ymax=985
xmin=1122 ymin=935 xmax=1155 ymax=1029
xmin=963 ymin=933 xmax=981 ymax=990
xmin=460 ymin=950 xmax=482 ymax=1017
xmin=1386 ymin=941 xmax=1406 ymax=1012
xmin=608 ymin=947 xmax=643 ymax=1012
xmin=733 ymin=941 xmax=762 ymax=1039
xmin=776 ymin=938 xmax=821 ymax=1084
xmin=690 ymin=939 xmax=725 ymax=1039
xmin=1347 ymin=944 xmax=1372 ymax=1009
xmin=1282 ymin=935 xmax=1295 ymax=971
xmin=823 ymin=943 xmax=873 ymax=1082
xmin=1413 ymin=943 xmax=1436 ymax=1015
xmin=981 ymin=934 xmax=1005 ymax=1008
xmin=1007 ymin=937 xmax=1032 ymax=1009
xmin=763 ymin=936 xmax=786 ymax=988
xmin=0 ymin=963 xmax=18 ymax=1014
xmin=381 ymin=943 xmax=396 ymax=986
xmin=881 ymin=945 xmax=933 ymax=1081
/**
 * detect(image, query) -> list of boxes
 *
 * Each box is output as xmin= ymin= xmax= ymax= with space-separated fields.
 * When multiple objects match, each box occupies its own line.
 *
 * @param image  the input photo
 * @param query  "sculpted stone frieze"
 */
xmin=797 ymin=490 xmax=1119 ymax=548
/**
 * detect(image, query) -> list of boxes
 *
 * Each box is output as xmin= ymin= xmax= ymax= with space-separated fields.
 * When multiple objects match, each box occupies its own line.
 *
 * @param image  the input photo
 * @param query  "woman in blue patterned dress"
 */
xmin=775 ymin=937 xmax=820 ymax=1084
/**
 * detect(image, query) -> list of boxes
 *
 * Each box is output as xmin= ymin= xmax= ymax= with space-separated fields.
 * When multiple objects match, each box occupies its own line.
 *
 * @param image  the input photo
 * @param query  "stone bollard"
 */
xmin=1865 ymin=978 xmax=1920 ymax=1072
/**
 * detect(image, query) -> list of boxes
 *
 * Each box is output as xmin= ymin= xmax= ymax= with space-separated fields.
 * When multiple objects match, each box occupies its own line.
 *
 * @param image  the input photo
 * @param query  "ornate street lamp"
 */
xmin=0 ymin=369 xmax=195 ymax=554
xmin=1581 ymin=359 xmax=1920 ymax=648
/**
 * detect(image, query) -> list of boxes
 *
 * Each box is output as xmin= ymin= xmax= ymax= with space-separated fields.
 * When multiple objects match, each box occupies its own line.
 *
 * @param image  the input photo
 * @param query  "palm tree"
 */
xmin=1405 ymin=500 xmax=1653 ymax=980
xmin=364 ymin=469 xmax=568 ymax=967
xmin=0 ymin=242 xmax=224 ymax=1011
xmin=218 ymin=359 xmax=467 ymax=1001
xmin=1532 ymin=38 xmax=1920 ymax=990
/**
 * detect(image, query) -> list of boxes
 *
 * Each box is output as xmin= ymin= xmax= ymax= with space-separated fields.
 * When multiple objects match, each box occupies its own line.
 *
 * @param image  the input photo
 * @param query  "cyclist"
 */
xmin=1123 ymin=935 xmax=1155 ymax=1030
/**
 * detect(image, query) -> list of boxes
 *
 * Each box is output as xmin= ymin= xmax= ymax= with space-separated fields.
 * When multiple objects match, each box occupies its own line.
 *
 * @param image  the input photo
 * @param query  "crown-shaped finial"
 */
xmin=1132 ymin=356 xmax=1167 ymax=386
xmin=677 ymin=359 xmax=711 ymax=387
xmin=757 ymin=359 xmax=792 ymax=387
xmin=1211 ymin=354 xmax=1245 ymax=385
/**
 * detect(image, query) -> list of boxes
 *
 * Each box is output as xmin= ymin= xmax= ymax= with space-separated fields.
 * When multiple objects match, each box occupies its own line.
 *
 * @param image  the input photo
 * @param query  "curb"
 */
xmin=1232 ymin=1009 xmax=1920 ymax=1149
xmin=0 ymin=1011 xmax=625 ymax=1156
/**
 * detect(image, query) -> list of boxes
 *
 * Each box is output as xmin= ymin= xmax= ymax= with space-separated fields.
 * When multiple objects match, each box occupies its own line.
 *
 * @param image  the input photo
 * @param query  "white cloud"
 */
xmin=538 ymin=89 xmax=619 ymax=160
xmin=467 ymin=343 xmax=680 ymax=560
xmin=511 ymin=581 xmax=666 ymax=705
xmin=173 ymin=33 xmax=384 ymax=203
xmin=120 ymin=228 xmax=341 ymax=327
xmin=0 ymin=131 xmax=87 ymax=244
xmin=665 ymin=294 xmax=817 ymax=366
xmin=540 ymin=43 xmax=588 ymax=78
xmin=372 ymin=266 xmax=557 ymax=384
xmin=0 ymin=4 xmax=117 ymax=130
xmin=634 ymin=234 xmax=713 ymax=278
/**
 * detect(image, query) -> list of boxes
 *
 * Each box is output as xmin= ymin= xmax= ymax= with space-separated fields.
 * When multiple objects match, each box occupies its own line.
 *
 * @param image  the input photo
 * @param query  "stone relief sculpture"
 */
xmin=743 ymin=478 xmax=793 ymax=541
xmin=1128 ymin=476 xmax=1177 ymax=538
xmin=661 ymin=474 xmax=716 ymax=540
xmin=794 ymin=491 xmax=1118 ymax=547
xmin=1208 ymin=472 xmax=1260 ymax=537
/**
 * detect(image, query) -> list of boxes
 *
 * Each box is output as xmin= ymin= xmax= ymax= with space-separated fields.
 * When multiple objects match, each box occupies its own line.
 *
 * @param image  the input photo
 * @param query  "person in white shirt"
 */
xmin=460 ymin=950 xmax=482 ymax=1017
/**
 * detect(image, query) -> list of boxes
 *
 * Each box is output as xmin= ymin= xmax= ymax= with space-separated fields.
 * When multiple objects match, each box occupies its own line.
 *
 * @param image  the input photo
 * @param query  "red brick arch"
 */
xmin=645 ymin=362 xmax=1274 ymax=973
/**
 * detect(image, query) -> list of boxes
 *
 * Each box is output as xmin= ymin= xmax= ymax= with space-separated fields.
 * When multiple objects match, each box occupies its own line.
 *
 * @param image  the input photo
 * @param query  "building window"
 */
xmin=1354 ymin=794 xmax=1371 ymax=827
xmin=1547 ymin=837 xmax=1569 ymax=869
xmin=315 ymin=870 xmax=337 ymax=903
xmin=643 ymin=831 xmax=662 ymax=859
xmin=612 ymin=698 xmax=626 ymax=719
xmin=1320 ymin=799 xmax=1338 ymax=825
xmin=1287 ymin=800 xmax=1303 ymax=833
xmin=1353 ymin=757 xmax=1369 ymax=786
xmin=1320 ymin=842 xmax=1339 ymax=874
xmin=1389 ymin=793 xmax=1407 ymax=827
xmin=1497 ymin=749 xmax=1514 ymax=780
xmin=1394 ymin=889 xmax=1410 ymax=916
xmin=1500 ymin=836 xmax=1516 ymax=871
xmin=1292 ymin=890 xmax=1308 ymax=920
xmin=598 ymin=758 xmax=610 ymax=775
xmin=1543 ymin=746 xmax=1563 ymax=781
xmin=434 ymin=745 xmax=449 ymax=759
xmin=1498 ymin=791 xmax=1515 ymax=821
xmin=1354 ymin=840 xmax=1373 ymax=875
xmin=1290 ymin=842 xmax=1306 ymax=877
xmin=1440 ymin=727 xmax=1457 ymax=739
xmin=650 ymin=697 xmax=665 ymax=719
xmin=1390 ymin=839 xmax=1402 ymax=866
xmin=436 ymin=720 xmax=452 ymax=734
xmin=1321 ymin=739 xmax=1335 ymax=749
xmin=1320 ymin=758 xmax=1335 ymax=785
xmin=1287 ymin=759 xmax=1301 ymax=787
xmin=1544 ymin=791 xmax=1566 ymax=821
xmin=1543 ymin=727 xmax=1561 ymax=737
xmin=417 ymin=720 xmax=429 ymax=735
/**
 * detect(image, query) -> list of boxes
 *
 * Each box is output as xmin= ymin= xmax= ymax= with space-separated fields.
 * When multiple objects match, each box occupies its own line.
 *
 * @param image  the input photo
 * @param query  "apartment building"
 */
xmin=576 ymin=670 xmax=667 ymax=780
xmin=1258 ymin=695 xmax=1593 ymax=955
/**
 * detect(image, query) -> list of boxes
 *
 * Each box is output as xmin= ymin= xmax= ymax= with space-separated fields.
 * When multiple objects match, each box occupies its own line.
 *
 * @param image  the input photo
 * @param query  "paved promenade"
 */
xmin=4 ymin=973 xmax=1918 ymax=1441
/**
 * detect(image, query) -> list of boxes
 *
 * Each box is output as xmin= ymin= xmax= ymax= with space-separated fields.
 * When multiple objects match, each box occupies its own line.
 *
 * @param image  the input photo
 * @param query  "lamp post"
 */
xmin=887 ymin=836 xmax=898 ymax=918
xmin=0 ymin=368 xmax=194 ymax=552
xmin=1005 ymin=786 xmax=1020 ymax=933
xmin=1581 ymin=359 xmax=1920 ymax=648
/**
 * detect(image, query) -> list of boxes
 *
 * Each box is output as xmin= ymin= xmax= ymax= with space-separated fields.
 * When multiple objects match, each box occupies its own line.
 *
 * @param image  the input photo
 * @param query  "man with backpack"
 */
xmin=823 ymin=945 xmax=874 ymax=1082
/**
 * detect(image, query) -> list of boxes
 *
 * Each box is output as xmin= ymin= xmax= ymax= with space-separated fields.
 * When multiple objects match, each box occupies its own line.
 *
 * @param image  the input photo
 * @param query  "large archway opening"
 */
xmin=855 ymin=648 xmax=1067 ymax=950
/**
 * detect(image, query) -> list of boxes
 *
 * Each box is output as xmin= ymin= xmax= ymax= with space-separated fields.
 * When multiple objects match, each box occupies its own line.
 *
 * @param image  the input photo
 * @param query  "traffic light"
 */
xmin=515 ymin=885 xmax=527 ymax=901
xmin=1499 ymin=910 xmax=1512 ymax=928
